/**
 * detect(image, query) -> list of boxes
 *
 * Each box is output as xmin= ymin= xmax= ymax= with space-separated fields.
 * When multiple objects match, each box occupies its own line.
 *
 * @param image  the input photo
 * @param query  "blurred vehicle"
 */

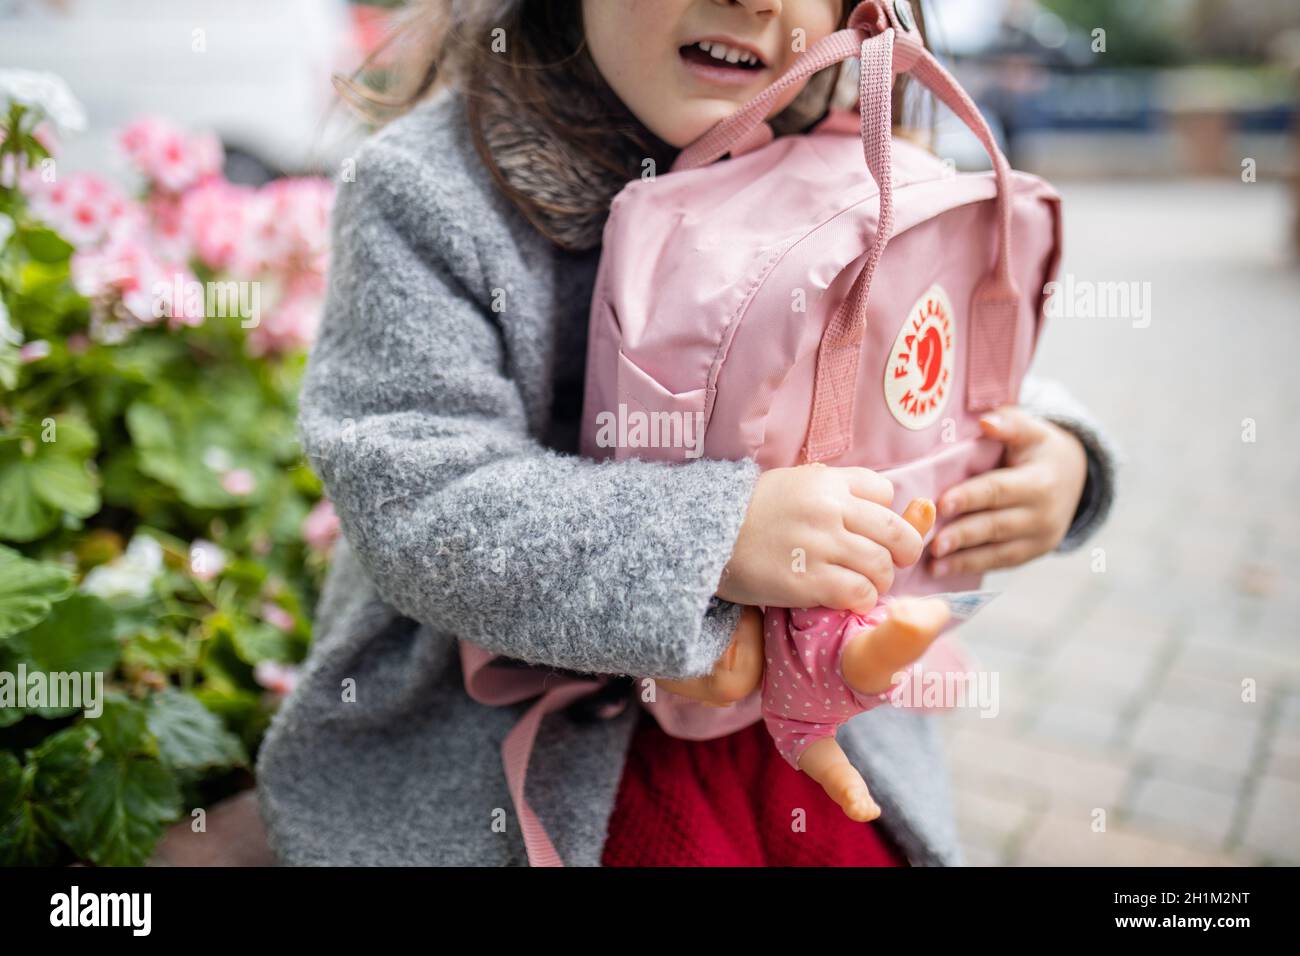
xmin=0 ymin=0 xmax=365 ymax=184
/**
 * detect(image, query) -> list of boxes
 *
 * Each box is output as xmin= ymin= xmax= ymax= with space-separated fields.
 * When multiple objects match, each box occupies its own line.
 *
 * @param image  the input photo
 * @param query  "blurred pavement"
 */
xmin=939 ymin=177 xmax=1300 ymax=865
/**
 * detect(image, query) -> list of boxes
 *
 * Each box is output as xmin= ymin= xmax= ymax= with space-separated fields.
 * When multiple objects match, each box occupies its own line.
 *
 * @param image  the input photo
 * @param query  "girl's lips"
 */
xmin=678 ymin=47 xmax=768 ymax=88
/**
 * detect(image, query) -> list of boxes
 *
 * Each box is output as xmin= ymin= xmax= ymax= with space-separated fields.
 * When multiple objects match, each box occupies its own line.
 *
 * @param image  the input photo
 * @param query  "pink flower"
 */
xmin=246 ymin=280 xmax=323 ymax=356
xmin=302 ymin=499 xmax=340 ymax=554
xmin=219 ymin=468 xmax=256 ymax=497
xmin=189 ymin=539 xmax=226 ymax=582
xmin=179 ymin=179 xmax=255 ymax=273
xmin=118 ymin=117 xmax=223 ymax=194
xmin=253 ymin=660 xmax=300 ymax=697
xmin=19 ymin=340 xmax=50 ymax=363
xmin=145 ymin=192 xmax=191 ymax=264
xmin=26 ymin=172 xmax=139 ymax=248
xmin=242 ymin=177 xmax=334 ymax=274
xmin=261 ymin=602 xmax=296 ymax=633
xmin=71 ymin=229 xmax=198 ymax=328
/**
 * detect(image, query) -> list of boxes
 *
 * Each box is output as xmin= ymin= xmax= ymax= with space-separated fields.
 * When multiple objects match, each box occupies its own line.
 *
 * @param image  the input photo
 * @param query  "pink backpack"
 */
xmin=464 ymin=0 xmax=1062 ymax=866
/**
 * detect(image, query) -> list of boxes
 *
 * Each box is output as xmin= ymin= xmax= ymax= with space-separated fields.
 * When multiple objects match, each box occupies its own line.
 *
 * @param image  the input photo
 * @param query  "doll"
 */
xmin=660 ymin=498 xmax=951 ymax=822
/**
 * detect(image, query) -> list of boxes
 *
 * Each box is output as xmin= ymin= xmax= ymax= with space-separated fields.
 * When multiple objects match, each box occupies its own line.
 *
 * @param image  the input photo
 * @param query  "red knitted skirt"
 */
xmin=601 ymin=708 xmax=908 ymax=867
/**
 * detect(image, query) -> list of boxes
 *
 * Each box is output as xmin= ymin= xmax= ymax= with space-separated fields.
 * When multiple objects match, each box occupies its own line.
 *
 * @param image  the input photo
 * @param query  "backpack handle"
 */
xmin=673 ymin=1 xmax=1021 ymax=461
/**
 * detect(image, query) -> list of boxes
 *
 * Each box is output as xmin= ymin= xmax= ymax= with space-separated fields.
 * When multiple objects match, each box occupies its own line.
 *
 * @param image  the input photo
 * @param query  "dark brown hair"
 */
xmin=337 ymin=1 xmax=929 ymax=246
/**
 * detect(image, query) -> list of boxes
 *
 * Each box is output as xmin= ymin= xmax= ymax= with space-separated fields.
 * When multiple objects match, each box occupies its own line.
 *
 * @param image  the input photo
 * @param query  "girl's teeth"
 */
xmin=696 ymin=41 xmax=759 ymax=66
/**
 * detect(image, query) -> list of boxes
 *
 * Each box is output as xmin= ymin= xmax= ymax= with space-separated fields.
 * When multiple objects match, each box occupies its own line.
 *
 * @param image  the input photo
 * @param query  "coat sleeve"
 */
xmin=300 ymin=139 xmax=760 ymax=681
xmin=1017 ymin=374 xmax=1122 ymax=552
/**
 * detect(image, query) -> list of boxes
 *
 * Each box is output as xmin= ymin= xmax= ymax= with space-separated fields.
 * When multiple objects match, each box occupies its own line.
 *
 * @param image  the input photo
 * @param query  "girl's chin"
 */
xmin=655 ymin=101 xmax=753 ymax=150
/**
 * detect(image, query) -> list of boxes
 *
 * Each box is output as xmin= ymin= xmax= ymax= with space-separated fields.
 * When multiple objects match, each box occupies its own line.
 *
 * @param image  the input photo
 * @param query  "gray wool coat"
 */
xmin=255 ymin=88 xmax=1118 ymax=867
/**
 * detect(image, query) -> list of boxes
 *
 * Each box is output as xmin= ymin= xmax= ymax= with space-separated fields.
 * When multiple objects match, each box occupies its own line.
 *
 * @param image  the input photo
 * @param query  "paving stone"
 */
xmin=1040 ymin=637 xmax=1163 ymax=700
xmin=1239 ymin=776 xmax=1300 ymax=864
xmin=1017 ymin=808 xmax=1248 ymax=867
xmin=1172 ymin=637 xmax=1300 ymax=688
xmin=1029 ymin=687 xmax=1129 ymax=751
xmin=952 ymin=785 xmax=1036 ymax=852
xmin=946 ymin=728 xmax=1131 ymax=811
xmin=959 ymin=841 xmax=1006 ymax=867
xmin=1130 ymin=700 xmax=1261 ymax=774
xmin=1154 ymin=666 xmax=1273 ymax=715
xmin=1143 ymin=755 xmax=1251 ymax=798
xmin=149 ymin=789 xmax=276 ymax=867
xmin=1125 ymin=775 xmax=1238 ymax=848
xmin=938 ymin=180 xmax=1299 ymax=868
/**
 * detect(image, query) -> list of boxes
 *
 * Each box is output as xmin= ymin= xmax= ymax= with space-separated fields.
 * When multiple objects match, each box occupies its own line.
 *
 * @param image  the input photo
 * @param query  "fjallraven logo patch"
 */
xmin=884 ymin=284 xmax=955 ymax=430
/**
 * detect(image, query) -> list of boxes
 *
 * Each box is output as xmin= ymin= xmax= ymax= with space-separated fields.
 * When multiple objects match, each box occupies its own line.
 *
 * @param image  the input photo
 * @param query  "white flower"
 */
xmin=0 ymin=297 xmax=20 ymax=347
xmin=188 ymin=538 xmax=226 ymax=582
xmin=81 ymin=534 xmax=164 ymax=601
xmin=0 ymin=70 xmax=87 ymax=133
xmin=201 ymin=446 xmax=233 ymax=472
xmin=0 ymin=212 xmax=14 ymax=248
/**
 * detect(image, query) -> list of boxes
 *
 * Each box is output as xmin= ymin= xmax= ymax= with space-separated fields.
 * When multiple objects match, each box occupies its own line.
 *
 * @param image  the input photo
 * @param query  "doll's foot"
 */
xmin=840 ymin=596 xmax=951 ymax=696
xmin=658 ymin=604 xmax=764 ymax=706
xmin=798 ymin=737 xmax=881 ymax=821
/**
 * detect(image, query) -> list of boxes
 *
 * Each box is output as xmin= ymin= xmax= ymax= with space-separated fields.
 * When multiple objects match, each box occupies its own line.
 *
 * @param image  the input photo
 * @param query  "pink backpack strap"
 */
xmin=459 ymin=642 xmax=602 ymax=867
xmin=673 ymin=2 xmax=1022 ymax=460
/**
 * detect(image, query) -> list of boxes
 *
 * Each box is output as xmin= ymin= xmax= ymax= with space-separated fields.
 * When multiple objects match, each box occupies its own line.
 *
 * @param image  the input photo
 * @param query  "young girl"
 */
xmin=256 ymin=0 xmax=1117 ymax=867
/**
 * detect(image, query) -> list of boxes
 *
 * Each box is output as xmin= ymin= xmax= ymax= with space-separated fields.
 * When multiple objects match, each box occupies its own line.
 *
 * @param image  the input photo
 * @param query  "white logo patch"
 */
xmin=884 ymin=284 xmax=955 ymax=430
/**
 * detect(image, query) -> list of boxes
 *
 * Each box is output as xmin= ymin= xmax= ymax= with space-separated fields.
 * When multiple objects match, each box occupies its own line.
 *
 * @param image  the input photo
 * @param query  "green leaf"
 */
xmin=0 ymin=750 xmax=59 ymax=866
xmin=127 ymin=394 xmax=272 ymax=510
xmin=6 ymin=593 xmax=119 ymax=676
xmin=21 ymin=227 xmax=74 ymax=264
xmin=0 ymin=545 xmax=73 ymax=639
xmin=0 ymin=416 xmax=100 ymax=542
xmin=63 ymin=752 xmax=180 ymax=866
xmin=29 ymin=723 xmax=98 ymax=804
xmin=122 ymin=630 xmax=192 ymax=672
xmin=231 ymin=620 xmax=293 ymax=666
xmin=30 ymin=452 xmax=99 ymax=517
xmin=0 ymin=340 xmax=17 ymax=392
xmin=145 ymin=689 xmax=247 ymax=772
xmin=0 ymin=449 xmax=57 ymax=542
xmin=33 ymin=700 xmax=180 ymax=866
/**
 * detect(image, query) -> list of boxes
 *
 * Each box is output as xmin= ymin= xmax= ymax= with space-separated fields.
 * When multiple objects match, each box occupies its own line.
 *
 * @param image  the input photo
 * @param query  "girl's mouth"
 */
xmin=679 ymin=40 xmax=768 ymax=87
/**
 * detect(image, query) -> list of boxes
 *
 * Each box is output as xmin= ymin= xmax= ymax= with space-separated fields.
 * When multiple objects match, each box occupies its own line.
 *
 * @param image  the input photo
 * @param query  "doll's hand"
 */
xmin=928 ymin=407 xmax=1087 ymax=576
xmin=718 ymin=464 xmax=925 ymax=615
xmin=657 ymin=605 xmax=764 ymax=706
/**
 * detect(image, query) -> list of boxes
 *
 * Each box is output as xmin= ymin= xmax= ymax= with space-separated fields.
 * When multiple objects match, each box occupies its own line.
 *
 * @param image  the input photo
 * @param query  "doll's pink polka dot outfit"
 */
xmin=762 ymin=602 xmax=898 ymax=770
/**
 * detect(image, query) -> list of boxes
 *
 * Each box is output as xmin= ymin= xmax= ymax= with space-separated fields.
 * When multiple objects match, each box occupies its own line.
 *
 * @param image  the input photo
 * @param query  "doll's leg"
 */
xmin=840 ymin=596 xmax=951 ymax=695
xmin=798 ymin=736 xmax=880 ymax=822
xmin=657 ymin=604 xmax=765 ymax=706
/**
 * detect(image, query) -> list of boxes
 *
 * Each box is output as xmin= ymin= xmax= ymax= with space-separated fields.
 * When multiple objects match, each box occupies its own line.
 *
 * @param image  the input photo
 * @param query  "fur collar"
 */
xmin=472 ymin=61 xmax=847 ymax=254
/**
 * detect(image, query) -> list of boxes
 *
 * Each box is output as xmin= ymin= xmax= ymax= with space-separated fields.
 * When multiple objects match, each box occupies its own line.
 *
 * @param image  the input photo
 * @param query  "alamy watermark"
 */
xmin=0 ymin=665 xmax=104 ymax=718
xmin=887 ymin=662 xmax=1000 ymax=718
xmin=151 ymin=277 xmax=261 ymax=328
xmin=592 ymin=402 xmax=705 ymax=459
xmin=1044 ymin=273 xmax=1151 ymax=328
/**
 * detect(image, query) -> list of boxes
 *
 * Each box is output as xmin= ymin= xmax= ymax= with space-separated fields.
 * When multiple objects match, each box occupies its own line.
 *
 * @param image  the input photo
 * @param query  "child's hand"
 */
xmin=928 ymin=407 xmax=1087 ymax=576
xmin=717 ymin=464 xmax=926 ymax=615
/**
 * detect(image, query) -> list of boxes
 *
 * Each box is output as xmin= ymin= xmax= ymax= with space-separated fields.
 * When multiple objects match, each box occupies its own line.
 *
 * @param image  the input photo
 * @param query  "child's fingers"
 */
xmin=930 ymin=505 xmax=1036 ymax=558
xmin=842 ymin=498 xmax=925 ymax=567
xmin=938 ymin=464 xmax=1040 ymax=518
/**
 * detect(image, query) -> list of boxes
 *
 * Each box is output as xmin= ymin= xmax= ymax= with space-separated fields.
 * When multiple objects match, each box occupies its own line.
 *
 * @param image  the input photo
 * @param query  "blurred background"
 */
xmin=926 ymin=0 xmax=1300 ymax=866
xmin=0 ymin=0 xmax=1295 ymax=866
